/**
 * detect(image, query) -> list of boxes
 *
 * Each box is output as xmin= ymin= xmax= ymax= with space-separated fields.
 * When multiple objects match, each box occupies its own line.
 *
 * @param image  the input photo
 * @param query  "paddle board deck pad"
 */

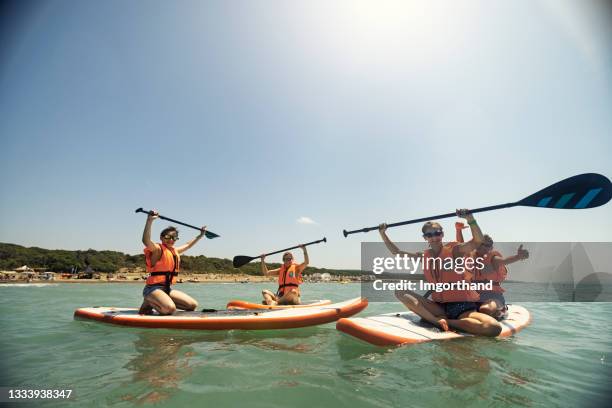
xmin=74 ymin=297 xmax=368 ymax=330
xmin=336 ymin=305 xmax=531 ymax=346
xmin=226 ymin=299 xmax=332 ymax=310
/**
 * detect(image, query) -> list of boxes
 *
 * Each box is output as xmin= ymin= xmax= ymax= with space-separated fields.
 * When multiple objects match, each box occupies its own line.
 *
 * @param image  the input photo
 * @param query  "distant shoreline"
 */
xmin=0 ymin=272 xmax=362 ymax=285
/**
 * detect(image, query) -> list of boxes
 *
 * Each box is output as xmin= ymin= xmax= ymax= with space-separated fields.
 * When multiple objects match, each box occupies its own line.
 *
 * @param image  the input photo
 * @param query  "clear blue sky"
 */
xmin=1 ymin=0 xmax=611 ymax=269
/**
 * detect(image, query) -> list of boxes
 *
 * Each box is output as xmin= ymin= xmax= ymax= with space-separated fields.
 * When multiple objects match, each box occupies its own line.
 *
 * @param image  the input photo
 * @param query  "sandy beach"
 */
xmin=58 ymin=273 xmax=277 ymax=284
xmin=0 ymin=270 xmax=362 ymax=284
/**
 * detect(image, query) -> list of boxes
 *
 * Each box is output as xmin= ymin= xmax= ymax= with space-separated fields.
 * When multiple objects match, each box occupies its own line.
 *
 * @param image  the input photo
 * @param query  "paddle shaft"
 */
xmin=343 ymin=173 xmax=611 ymax=237
xmin=135 ymin=208 xmax=220 ymax=238
xmin=343 ymin=202 xmax=517 ymax=237
xmin=262 ymin=238 xmax=327 ymax=258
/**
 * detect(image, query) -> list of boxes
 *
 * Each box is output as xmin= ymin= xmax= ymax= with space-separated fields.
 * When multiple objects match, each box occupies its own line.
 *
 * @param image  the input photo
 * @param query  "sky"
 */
xmin=1 ymin=0 xmax=611 ymax=269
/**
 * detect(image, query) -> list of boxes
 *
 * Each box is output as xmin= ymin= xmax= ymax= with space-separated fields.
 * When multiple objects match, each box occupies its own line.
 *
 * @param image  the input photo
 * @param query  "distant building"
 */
xmin=39 ymin=272 xmax=56 ymax=281
xmin=310 ymin=272 xmax=332 ymax=282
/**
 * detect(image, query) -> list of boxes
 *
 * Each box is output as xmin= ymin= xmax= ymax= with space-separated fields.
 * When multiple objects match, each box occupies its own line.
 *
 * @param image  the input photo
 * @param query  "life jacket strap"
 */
xmin=150 ymin=271 xmax=178 ymax=294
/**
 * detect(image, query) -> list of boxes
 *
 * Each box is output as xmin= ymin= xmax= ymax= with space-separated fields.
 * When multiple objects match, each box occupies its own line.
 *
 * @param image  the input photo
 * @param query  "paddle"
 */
xmin=135 ymin=208 xmax=220 ymax=239
xmin=233 ymin=238 xmax=327 ymax=268
xmin=343 ymin=173 xmax=611 ymax=237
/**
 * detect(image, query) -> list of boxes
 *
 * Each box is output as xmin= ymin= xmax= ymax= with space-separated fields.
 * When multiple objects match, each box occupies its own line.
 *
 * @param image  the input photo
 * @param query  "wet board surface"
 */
xmin=74 ymin=297 xmax=368 ymax=330
xmin=336 ymin=304 xmax=531 ymax=346
xmin=226 ymin=299 xmax=331 ymax=310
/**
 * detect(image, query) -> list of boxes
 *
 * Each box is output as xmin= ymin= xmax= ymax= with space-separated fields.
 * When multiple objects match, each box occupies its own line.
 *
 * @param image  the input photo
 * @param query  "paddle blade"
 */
xmin=232 ymin=255 xmax=254 ymax=268
xmin=205 ymin=230 xmax=220 ymax=239
xmin=519 ymin=173 xmax=611 ymax=209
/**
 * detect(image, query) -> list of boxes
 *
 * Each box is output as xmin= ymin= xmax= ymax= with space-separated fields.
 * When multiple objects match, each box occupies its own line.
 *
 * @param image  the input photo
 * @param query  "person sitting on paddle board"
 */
xmin=461 ymin=234 xmax=529 ymax=320
xmin=138 ymin=210 xmax=205 ymax=315
xmin=379 ymin=209 xmax=503 ymax=337
xmin=260 ymin=245 xmax=308 ymax=306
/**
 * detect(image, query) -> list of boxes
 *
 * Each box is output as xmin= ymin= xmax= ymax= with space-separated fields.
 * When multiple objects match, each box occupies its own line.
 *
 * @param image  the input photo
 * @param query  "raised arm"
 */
xmin=260 ymin=255 xmax=280 ymax=277
xmin=454 ymin=209 xmax=484 ymax=256
xmin=298 ymin=245 xmax=309 ymax=269
xmin=142 ymin=211 xmax=160 ymax=251
xmin=493 ymin=244 xmax=530 ymax=268
xmin=378 ymin=224 xmax=420 ymax=257
xmin=176 ymin=226 xmax=206 ymax=254
xmin=455 ymin=222 xmax=467 ymax=243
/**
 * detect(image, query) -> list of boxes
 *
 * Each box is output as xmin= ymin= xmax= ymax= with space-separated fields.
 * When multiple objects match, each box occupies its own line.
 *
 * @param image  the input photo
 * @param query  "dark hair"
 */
xmin=422 ymin=221 xmax=443 ymax=234
xmin=160 ymin=226 xmax=178 ymax=238
xmin=483 ymin=234 xmax=494 ymax=246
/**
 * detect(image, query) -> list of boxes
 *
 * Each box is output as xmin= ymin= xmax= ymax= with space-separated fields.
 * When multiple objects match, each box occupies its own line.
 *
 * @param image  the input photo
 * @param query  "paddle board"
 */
xmin=336 ymin=304 xmax=531 ymax=346
xmin=74 ymin=297 xmax=368 ymax=330
xmin=226 ymin=299 xmax=331 ymax=310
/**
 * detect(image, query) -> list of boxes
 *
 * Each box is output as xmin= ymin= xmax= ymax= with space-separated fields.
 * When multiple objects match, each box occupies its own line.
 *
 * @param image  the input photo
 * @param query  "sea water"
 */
xmin=0 ymin=283 xmax=610 ymax=407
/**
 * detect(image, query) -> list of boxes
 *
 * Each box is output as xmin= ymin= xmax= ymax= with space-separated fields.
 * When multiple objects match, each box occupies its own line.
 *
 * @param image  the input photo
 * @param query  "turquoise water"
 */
xmin=0 ymin=283 xmax=610 ymax=407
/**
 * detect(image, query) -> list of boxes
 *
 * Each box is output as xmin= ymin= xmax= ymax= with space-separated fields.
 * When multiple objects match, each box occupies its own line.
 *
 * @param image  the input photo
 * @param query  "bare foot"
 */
xmin=436 ymin=318 xmax=449 ymax=331
xmin=138 ymin=302 xmax=154 ymax=315
xmin=138 ymin=306 xmax=153 ymax=315
xmin=262 ymin=298 xmax=277 ymax=306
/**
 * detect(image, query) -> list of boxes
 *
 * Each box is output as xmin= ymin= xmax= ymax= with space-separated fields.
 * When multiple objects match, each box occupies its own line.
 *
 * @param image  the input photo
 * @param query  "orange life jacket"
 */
xmin=277 ymin=263 xmax=302 ymax=296
xmin=471 ymin=250 xmax=506 ymax=293
xmin=423 ymin=242 xmax=479 ymax=303
xmin=144 ymin=243 xmax=180 ymax=292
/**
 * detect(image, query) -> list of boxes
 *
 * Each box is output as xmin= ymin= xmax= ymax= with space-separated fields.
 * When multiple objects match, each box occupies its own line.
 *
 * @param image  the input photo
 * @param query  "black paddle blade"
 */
xmin=205 ymin=231 xmax=220 ymax=239
xmin=233 ymin=255 xmax=255 ymax=268
xmin=519 ymin=173 xmax=611 ymax=209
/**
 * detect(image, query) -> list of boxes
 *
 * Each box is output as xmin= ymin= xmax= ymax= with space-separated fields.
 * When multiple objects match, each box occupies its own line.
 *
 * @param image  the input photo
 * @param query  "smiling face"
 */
xmin=422 ymin=221 xmax=444 ymax=247
xmin=160 ymin=227 xmax=179 ymax=247
xmin=282 ymin=252 xmax=294 ymax=266
xmin=161 ymin=233 xmax=178 ymax=247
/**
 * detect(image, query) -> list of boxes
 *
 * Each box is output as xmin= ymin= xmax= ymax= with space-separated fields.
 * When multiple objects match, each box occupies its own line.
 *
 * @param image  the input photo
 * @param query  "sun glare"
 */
xmin=297 ymin=1 xmax=479 ymax=74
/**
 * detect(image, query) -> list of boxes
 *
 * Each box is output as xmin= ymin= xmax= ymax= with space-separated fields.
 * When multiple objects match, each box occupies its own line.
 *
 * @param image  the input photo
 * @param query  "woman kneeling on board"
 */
xmin=260 ymin=245 xmax=308 ymax=305
xmin=138 ymin=211 xmax=206 ymax=315
xmin=379 ymin=209 xmax=502 ymax=337
xmin=456 ymin=227 xmax=530 ymax=320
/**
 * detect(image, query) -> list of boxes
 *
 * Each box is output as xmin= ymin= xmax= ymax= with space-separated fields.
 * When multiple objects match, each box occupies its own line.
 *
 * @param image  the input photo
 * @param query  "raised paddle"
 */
xmin=233 ymin=238 xmax=327 ymax=268
xmin=135 ymin=208 xmax=220 ymax=239
xmin=343 ymin=173 xmax=611 ymax=237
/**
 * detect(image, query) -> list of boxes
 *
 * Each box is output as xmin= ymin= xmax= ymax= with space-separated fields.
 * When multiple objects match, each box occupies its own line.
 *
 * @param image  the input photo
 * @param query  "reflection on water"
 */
xmin=432 ymin=340 xmax=492 ymax=390
xmin=334 ymin=332 xmax=545 ymax=407
xmin=124 ymin=334 xmax=200 ymax=403
xmin=121 ymin=328 xmax=325 ymax=403
xmin=238 ymin=339 xmax=313 ymax=353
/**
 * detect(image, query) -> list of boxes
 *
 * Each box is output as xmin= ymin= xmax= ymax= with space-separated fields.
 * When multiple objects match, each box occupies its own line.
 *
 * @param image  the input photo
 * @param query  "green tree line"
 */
xmin=0 ymin=243 xmax=360 ymax=276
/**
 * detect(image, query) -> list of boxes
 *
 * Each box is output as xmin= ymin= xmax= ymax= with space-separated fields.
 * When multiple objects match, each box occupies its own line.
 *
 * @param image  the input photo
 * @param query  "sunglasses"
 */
xmin=283 ymin=257 xmax=293 ymax=261
xmin=423 ymin=230 xmax=443 ymax=238
xmin=163 ymin=235 xmax=179 ymax=241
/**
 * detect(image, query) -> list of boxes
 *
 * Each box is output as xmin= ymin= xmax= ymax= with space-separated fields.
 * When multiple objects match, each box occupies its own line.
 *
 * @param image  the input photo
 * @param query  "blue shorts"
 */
xmin=478 ymin=291 xmax=506 ymax=308
xmin=478 ymin=291 xmax=507 ymax=320
xmin=442 ymin=302 xmax=478 ymax=320
xmin=142 ymin=284 xmax=167 ymax=297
